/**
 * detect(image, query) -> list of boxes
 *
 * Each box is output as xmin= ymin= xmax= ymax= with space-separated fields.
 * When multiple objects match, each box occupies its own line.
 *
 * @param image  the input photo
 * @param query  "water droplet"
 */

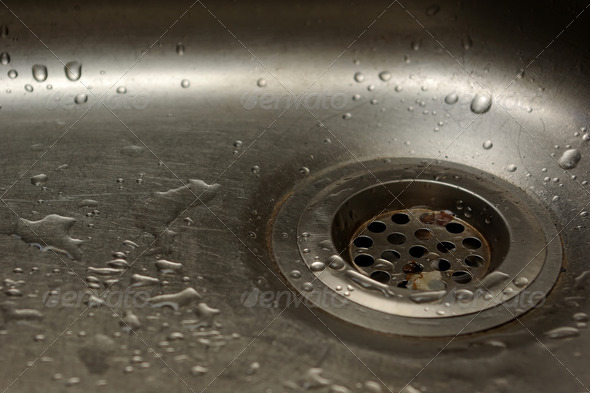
xmin=353 ymin=72 xmax=364 ymax=83
xmin=552 ymin=195 xmax=560 ymax=202
xmin=482 ymin=140 xmax=493 ymax=149
xmin=155 ymin=259 xmax=184 ymax=274
xmin=378 ymin=71 xmax=391 ymax=81
xmin=394 ymin=85 xmax=403 ymax=92
xmin=32 ymin=64 xmax=47 ymax=82
xmin=31 ymin=174 xmax=48 ymax=186
xmin=310 ymin=261 xmax=326 ymax=272
xmin=24 ymin=84 xmax=33 ymax=92
xmin=0 ymin=25 xmax=8 ymax=38
xmin=7 ymin=69 xmax=17 ymax=79
xmin=176 ymin=42 xmax=185 ymax=55
xmin=74 ymin=93 xmax=88 ymax=104
xmin=290 ymin=270 xmax=302 ymax=279
xmin=470 ymin=93 xmax=492 ymax=114
xmin=251 ymin=165 xmax=260 ymax=174
xmin=558 ymin=148 xmax=581 ymax=169
xmin=256 ymin=78 xmax=266 ymax=87
xmin=181 ymin=79 xmax=190 ymax=88
xmin=342 ymin=112 xmax=352 ymax=120
xmin=149 ymin=287 xmax=201 ymax=309
xmin=462 ymin=35 xmax=473 ymax=50
xmin=425 ymin=4 xmax=441 ymax=16
xmin=506 ymin=164 xmax=517 ymax=172
xmin=544 ymin=326 xmax=579 ymax=339
xmin=513 ymin=277 xmax=529 ymax=287
xmin=116 ymin=86 xmax=127 ymax=94
xmin=367 ymin=84 xmax=375 ymax=92
xmin=299 ymin=167 xmax=310 ymax=175
xmin=65 ymin=61 xmax=82 ymax=81
xmin=46 ymin=84 xmax=53 ymax=90
xmin=444 ymin=92 xmax=458 ymax=105
xmin=327 ymin=255 xmax=345 ymax=270
xmin=0 ymin=52 xmax=9 ymax=65
xmin=573 ymin=312 xmax=588 ymax=322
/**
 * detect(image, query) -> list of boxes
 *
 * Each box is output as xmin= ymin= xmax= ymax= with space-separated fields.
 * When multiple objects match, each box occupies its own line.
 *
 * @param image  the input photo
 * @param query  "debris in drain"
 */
xmin=419 ymin=209 xmax=455 ymax=226
xmin=403 ymin=261 xmax=424 ymax=274
xmin=405 ymin=271 xmax=446 ymax=291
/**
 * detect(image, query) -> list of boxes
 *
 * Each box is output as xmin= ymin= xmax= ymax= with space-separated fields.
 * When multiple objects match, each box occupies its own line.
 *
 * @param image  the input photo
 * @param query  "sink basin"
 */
xmin=0 ymin=0 xmax=589 ymax=392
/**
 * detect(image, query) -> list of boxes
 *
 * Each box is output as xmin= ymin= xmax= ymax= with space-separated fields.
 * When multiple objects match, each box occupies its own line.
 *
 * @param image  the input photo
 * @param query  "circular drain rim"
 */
xmin=270 ymin=158 xmax=563 ymax=337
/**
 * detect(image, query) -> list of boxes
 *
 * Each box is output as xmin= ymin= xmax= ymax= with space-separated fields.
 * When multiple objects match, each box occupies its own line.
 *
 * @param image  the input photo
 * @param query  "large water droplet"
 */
xmin=470 ymin=93 xmax=492 ymax=113
xmin=378 ymin=71 xmax=391 ymax=81
xmin=32 ymin=64 xmax=48 ymax=82
xmin=444 ymin=92 xmax=458 ymax=104
xmin=31 ymin=174 xmax=48 ymax=186
xmin=176 ymin=42 xmax=185 ymax=55
xmin=74 ymin=93 xmax=88 ymax=104
xmin=558 ymin=148 xmax=581 ymax=169
xmin=353 ymin=72 xmax=364 ymax=83
xmin=482 ymin=140 xmax=493 ymax=149
xmin=544 ymin=326 xmax=579 ymax=339
xmin=65 ymin=61 xmax=82 ymax=81
xmin=0 ymin=52 xmax=9 ymax=65
xmin=181 ymin=79 xmax=190 ymax=88
xmin=7 ymin=69 xmax=17 ymax=79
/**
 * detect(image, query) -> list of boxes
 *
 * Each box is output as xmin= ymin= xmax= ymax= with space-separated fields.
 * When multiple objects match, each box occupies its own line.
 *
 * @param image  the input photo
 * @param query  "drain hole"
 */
xmin=414 ymin=228 xmax=434 ymax=240
xmin=446 ymin=222 xmax=465 ymax=234
xmin=367 ymin=221 xmax=387 ymax=233
xmin=465 ymin=255 xmax=484 ymax=268
xmin=436 ymin=241 xmax=456 ymax=253
xmin=353 ymin=236 xmax=374 ymax=248
xmin=409 ymin=245 xmax=428 ymax=258
xmin=462 ymin=237 xmax=482 ymax=250
xmin=387 ymin=232 xmax=406 ymax=245
xmin=381 ymin=250 xmax=401 ymax=262
xmin=432 ymin=258 xmax=451 ymax=271
xmin=452 ymin=271 xmax=472 ymax=284
xmin=370 ymin=270 xmax=391 ymax=283
xmin=354 ymin=254 xmax=375 ymax=267
xmin=391 ymin=213 xmax=410 ymax=225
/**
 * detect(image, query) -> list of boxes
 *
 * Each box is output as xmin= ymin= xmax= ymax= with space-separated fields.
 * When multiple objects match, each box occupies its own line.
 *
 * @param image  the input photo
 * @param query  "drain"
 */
xmin=271 ymin=158 xmax=563 ymax=337
xmin=348 ymin=208 xmax=491 ymax=290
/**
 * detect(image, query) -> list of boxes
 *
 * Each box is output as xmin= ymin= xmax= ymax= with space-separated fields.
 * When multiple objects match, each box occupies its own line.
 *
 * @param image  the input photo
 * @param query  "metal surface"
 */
xmin=0 ymin=0 xmax=589 ymax=392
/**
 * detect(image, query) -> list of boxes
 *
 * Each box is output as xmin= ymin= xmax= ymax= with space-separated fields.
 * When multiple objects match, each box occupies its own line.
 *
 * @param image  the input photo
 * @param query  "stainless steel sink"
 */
xmin=1 ymin=0 xmax=589 ymax=392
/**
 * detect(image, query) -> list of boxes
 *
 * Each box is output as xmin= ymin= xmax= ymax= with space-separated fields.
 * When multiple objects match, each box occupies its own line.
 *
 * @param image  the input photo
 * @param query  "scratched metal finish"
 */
xmin=0 ymin=0 xmax=589 ymax=392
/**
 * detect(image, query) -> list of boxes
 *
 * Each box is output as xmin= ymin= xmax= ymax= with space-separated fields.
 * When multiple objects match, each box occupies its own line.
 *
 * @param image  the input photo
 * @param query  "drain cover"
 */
xmin=271 ymin=158 xmax=563 ymax=337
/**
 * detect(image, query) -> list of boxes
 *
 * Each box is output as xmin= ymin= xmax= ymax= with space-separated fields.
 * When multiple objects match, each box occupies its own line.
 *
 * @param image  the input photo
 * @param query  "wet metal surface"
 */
xmin=0 ymin=0 xmax=589 ymax=392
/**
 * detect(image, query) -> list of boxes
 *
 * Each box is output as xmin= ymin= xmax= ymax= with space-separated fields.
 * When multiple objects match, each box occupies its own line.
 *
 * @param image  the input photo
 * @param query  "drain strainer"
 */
xmin=271 ymin=158 xmax=563 ymax=337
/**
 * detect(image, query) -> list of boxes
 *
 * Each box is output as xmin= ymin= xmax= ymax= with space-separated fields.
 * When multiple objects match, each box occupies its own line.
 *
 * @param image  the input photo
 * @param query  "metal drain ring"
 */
xmin=270 ymin=158 xmax=563 ymax=337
